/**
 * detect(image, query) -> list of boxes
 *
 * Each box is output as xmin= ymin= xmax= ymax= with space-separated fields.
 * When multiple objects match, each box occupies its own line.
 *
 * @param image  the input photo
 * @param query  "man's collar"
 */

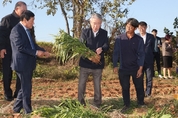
xmin=12 ymin=10 xmax=20 ymax=18
xmin=91 ymin=28 xmax=100 ymax=34
xmin=20 ymin=22 xmax=28 ymax=30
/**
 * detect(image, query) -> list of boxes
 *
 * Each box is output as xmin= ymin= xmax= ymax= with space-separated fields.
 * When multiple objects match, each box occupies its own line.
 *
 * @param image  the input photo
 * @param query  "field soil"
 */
xmin=0 ymin=77 xmax=178 ymax=117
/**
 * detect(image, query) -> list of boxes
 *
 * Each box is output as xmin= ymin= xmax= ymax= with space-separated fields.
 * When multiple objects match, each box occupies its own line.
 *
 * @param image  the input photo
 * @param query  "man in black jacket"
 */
xmin=152 ymin=29 xmax=162 ymax=78
xmin=0 ymin=1 xmax=27 ymax=101
xmin=78 ymin=13 xmax=109 ymax=108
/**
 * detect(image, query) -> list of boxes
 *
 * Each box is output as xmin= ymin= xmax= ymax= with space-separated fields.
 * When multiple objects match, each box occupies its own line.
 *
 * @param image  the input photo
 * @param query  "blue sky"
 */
xmin=0 ymin=0 xmax=178 ymax=42
xmin=128 ymin=0 xmax=178 ymax=36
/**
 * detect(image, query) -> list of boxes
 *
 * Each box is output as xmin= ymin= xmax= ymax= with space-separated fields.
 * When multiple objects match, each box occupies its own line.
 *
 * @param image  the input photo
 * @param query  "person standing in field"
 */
xmin=162 ymin=34 xmax=174 ymax=79
xmin=10 ymin=10 xmax=50 ymax=116
xmin=78 ymin=13 xmax=109 ymax=108
xmin=152 ymin=29 xmax=162 ymax=78
xmin=138 ymin=21 xmax=155 ymax=97
xmin=0 ymin=1 xmax=27 ymax=101
xmin=113 ymin=18 xmax=145 ymax=113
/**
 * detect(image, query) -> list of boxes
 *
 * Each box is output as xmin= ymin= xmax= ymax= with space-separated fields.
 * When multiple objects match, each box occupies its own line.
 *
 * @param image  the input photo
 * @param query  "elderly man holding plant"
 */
xmin=78 ymin=13 xmax=109 ymax=108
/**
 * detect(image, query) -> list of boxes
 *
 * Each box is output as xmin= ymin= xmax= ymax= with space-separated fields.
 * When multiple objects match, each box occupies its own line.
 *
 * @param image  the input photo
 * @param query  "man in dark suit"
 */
xmin=78 ymin=13 xmax=109 ymax=108
xmin=10 ymin=10 xmax=50 ymax=115
xmin=152 ymin=29 xmax=162 ymax=78
xmin=138 ymin=21 xmax=155 ymax=97
xmin=0 ymin=1 xmax=27 ymax=101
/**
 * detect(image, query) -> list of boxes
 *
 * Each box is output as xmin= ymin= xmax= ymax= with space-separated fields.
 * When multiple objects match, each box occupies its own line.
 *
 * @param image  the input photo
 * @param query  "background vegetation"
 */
xmin=1 ymin=0 xmax=178 ymax=117
xmin=0 ymin=40 xmax=177 ymax=117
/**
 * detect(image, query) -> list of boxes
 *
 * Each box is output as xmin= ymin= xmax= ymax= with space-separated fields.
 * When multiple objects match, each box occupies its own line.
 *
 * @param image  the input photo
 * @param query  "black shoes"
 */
xmin=120 ymin=106 xmax=130 ymax=113
xmin=4 ymin=95 xmax=14 ymax=101
xmin=120 ymin=103 xmax=147 ymax=114
xmin=94 ymin=103 xmax=101 ymax=108
xmin=137 ymin=102 xmax=147 ymax=108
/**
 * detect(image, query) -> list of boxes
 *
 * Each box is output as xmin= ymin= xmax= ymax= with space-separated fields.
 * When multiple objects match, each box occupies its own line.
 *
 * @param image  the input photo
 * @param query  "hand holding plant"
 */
xmin=53 ymin=30 xmax=101 ymax=64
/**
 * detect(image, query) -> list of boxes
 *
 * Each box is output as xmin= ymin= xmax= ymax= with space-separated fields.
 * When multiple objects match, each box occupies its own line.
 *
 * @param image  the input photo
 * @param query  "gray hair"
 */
xmin=90 ymin=13 xmax=102 ymax=21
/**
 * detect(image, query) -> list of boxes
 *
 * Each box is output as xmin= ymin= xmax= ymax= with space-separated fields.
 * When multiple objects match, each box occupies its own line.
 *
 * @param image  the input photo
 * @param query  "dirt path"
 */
xmin=0 ymin=78 xmax=178 ymax=117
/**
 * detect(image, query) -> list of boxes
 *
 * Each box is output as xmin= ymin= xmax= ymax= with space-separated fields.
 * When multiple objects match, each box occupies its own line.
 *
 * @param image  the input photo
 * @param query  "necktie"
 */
xmin=26 ymin=29 xmax=35 ymax=49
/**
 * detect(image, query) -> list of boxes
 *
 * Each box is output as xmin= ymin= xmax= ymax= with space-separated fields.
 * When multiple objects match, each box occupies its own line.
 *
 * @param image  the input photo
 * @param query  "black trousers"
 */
xmin=119 ymin=69 xmax=144 ymax=106
xmin=2 ymin=48 xmax=21 ymax=97
xmin=153 ymin=52 xmax=161 ymax=75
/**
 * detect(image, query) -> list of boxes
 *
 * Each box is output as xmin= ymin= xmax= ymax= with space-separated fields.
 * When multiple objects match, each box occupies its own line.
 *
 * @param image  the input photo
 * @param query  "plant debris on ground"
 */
xmin=0 ymin=77 xmax=178 ymax=118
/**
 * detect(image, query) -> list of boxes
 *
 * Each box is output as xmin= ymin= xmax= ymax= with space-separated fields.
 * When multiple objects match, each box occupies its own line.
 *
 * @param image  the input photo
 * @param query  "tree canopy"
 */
xmin=2 ymin=0 xmax=135 ymax=38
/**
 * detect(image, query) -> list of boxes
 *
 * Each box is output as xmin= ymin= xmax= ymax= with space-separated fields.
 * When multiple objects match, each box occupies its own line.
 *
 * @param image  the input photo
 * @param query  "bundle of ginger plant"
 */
xmin=53 ymin=30 xmax=100 ymax=64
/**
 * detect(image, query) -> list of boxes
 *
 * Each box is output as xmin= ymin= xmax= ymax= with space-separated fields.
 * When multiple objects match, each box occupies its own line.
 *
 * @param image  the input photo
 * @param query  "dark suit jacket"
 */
xmin=155 ymin=36 xmax=162 ymax=53
xmin=138 ymin=33 xmax=155 ymax=67
xmin=10 ymin=23 xmax=44 ymax=72
xmin=79 ymin=28 xmax=109 ymax=69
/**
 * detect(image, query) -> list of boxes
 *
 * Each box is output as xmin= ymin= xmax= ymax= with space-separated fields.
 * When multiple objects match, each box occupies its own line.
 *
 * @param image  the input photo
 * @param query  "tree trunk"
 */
xmin=72 ymin=2 xmax=76 ymax=37
xmin=58 ymin=0 xmax=70 ymax=35
xmin=72 ymin=0 xmax=86 ymax=38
